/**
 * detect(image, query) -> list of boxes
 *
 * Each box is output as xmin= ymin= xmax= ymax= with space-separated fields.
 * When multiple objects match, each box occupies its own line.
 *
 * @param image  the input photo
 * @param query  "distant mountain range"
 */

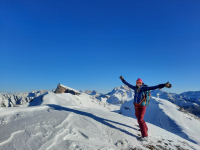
xmin=0 ymin=90 xmax=48 ymax=107
xmin=79 ymin=90 xmax=101 ymax=96
xmin=1 ymin=85 xmax=200 ymax=116
xmin=151 ymin=89 xmax=200 ymax=116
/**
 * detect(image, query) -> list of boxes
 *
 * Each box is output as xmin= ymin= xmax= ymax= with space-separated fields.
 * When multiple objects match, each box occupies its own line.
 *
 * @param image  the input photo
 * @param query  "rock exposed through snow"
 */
xmin=54 ymin=83 xmax=81 ymax=95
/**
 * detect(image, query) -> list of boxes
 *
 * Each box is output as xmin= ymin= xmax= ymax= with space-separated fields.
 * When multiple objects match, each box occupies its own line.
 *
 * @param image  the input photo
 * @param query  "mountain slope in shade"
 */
xmin=180 ymin=91 xmax=200 ymax=105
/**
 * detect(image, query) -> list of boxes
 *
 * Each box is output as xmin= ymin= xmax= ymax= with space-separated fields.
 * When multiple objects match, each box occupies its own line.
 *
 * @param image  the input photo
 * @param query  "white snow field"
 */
xmin=120 ymin=96 xmax=200 ymax=146
xmin=0 ymin=92 xmax=200 ymax=150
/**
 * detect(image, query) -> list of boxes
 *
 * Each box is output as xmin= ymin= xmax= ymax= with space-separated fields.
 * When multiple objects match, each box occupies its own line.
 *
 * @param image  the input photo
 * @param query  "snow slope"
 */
xmin=0 ymin=92 xmax=200 ymax=149
xmin=28 ymin=92 xmax=118 ymax=111
xmin=120 ymin=96 xmax=200 ymax=145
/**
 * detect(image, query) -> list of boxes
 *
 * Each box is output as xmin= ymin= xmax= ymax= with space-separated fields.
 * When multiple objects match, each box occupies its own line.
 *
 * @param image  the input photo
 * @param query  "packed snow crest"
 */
xmin=0 ymin=84 xmax=200 ymax=150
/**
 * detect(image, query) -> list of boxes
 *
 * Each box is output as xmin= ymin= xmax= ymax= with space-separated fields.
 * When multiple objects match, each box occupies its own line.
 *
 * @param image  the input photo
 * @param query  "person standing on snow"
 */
xmin=119 ymin=76 xmax=172 ymax=141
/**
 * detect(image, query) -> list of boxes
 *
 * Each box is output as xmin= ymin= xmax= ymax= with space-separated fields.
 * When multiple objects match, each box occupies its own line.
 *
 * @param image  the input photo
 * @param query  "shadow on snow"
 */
xmin=46 ymin=104 xmax=138 ymax=138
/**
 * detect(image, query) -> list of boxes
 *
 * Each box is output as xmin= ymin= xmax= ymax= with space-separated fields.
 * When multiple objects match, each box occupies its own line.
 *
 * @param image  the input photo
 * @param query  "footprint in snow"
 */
xmin=115 ymin=139 xmax=128 ymax=147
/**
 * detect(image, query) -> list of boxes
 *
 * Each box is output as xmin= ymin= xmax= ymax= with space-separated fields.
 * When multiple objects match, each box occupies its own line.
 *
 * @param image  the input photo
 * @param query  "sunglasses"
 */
xmin=136 ymin=82 xmax=142 ymax=84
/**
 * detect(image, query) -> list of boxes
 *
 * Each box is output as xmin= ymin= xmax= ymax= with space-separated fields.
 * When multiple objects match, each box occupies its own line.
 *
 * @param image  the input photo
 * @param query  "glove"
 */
xmin=119 ymin=76 xmax=124 ymax=80
xmin=165 ymin=82 xmax=172 ymax=88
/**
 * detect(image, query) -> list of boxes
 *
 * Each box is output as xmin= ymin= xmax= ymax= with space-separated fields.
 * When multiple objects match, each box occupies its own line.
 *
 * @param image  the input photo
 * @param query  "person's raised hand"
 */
xmin=119 ymin=76 xmax=124 ymax=80
xmin=165 ymin=82 xmax=172 ymax=88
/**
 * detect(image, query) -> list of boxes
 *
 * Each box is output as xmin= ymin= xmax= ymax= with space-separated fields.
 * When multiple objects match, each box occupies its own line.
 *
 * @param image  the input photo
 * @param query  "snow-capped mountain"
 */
xmin=151 ymin=89 xmax=200 ymax=116
xmin=0 ymin=86 xmax=200 ymax=149
xmin=80 ymin=85 xmax=135 ymax=105
xmin=95 ymin=85 xmax=134 ymax=104
xmin=151 ymin=89 xmax=200 ymax=106
xmin=106 ymin=85 xmax=134 ymax=104
xmin=180 ymin=91 xmax=200 ymax=105
xmin=0 ymin=90 xmax=48 ymax=107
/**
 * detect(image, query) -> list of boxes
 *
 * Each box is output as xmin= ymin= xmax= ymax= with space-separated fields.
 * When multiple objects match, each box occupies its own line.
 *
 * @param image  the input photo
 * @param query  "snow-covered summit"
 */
xmin=101 ymin=85 xmax=134 ymax=104
xmin=107 ymin=85 xmax=132 ymax=95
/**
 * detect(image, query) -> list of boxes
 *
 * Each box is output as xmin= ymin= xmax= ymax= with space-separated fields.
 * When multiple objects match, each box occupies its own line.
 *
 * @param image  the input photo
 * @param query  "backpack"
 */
xmin=138 ymin=85 xmax=151 ymax=106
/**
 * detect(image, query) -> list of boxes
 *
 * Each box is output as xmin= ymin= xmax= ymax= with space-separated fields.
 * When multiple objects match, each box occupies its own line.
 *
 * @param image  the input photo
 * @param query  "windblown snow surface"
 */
xmin=0 ymin=91 xmax=200 ymax=149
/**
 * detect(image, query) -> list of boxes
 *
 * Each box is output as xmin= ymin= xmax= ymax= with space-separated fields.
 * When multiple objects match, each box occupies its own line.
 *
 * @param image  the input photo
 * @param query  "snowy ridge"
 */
xmin=28 ymin=92 xmax=119 ymax=111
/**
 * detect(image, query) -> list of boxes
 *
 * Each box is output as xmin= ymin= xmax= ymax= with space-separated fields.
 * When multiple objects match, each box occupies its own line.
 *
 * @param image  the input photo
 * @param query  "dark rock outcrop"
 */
xmin=54 ymin=83 xmax=81 ymax=95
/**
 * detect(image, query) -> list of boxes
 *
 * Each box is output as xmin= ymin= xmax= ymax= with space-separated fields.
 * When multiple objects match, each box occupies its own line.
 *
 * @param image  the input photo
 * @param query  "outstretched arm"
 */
xmin=143 ymin=84 xmax=165 ymax=91
xmin=143 ymin=82 xmax=172 ymax=91
xmin=119 ymin=76 xmax=137 ymax=90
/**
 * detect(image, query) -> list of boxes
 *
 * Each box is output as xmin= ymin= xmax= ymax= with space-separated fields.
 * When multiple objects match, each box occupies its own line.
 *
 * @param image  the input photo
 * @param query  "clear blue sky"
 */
xmin=0 ymin=0 xmax=200 ymax=94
